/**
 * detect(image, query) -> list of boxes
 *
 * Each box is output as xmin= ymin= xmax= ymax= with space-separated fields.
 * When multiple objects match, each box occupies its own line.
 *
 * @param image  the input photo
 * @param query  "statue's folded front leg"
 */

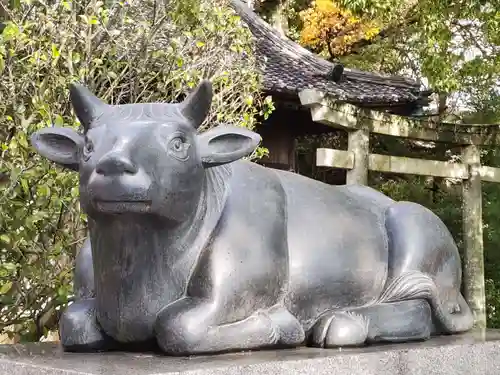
xmin=154 ymin=298 xmax=304 ymax=356
xmin=59 ymin=298 xmax=117 ymax=352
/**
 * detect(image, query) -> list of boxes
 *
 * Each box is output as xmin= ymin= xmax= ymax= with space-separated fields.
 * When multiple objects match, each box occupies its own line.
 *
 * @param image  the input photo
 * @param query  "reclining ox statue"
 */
xmin=30 ymin=80 xmax=474 ymax=356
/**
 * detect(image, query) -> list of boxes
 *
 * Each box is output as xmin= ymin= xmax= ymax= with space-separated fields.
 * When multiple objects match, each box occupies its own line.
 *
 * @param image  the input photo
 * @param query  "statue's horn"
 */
xmin=69 ymin=82 xmax=108 ymax=131
xmin=179 ymin=79 xmax=213 ymax=129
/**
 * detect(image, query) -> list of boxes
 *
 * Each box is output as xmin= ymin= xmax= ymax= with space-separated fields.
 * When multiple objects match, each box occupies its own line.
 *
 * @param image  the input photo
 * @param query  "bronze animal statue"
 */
xmin=30 ymin=80 xmax=474 ymax=356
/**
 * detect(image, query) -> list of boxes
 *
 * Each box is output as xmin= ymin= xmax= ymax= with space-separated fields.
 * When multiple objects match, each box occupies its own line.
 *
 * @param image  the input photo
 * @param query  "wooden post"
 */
xmin=462 ymin=144 xmax=486 ymax=328
xmin=346 ymin=129 xmax=369 ymax=185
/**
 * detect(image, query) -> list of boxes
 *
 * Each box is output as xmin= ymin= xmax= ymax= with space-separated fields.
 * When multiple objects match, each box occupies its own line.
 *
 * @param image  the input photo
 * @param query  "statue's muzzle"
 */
xmin=86 ymin=153 xmax=152 ymax=213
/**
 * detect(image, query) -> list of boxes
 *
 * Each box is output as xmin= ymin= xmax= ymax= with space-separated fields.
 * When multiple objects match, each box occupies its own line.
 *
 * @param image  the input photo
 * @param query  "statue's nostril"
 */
xmin=95 ymin=153 xmax=137 ymax=176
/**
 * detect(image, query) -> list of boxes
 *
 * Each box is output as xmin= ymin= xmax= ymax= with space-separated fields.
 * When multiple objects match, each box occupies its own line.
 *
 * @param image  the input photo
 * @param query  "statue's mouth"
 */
xmin=93 ymin=200 xmax=152 ymax=213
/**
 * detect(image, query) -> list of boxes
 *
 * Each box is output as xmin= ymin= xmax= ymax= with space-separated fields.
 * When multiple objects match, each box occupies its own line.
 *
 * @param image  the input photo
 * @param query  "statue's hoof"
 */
xmin=267 ymin=306 xmax=305 ymax=346
xmin=311 ymin=311 xmax=369 ymax=348
xmin=59 ymin=299 xmax=110 ymax=352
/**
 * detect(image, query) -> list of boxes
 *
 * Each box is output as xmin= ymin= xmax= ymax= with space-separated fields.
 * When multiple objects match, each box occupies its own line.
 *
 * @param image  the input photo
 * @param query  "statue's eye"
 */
xmin=83 ymin=136 xmax=94 ymax=161
xmin=168 ymin=136 xmax=190 ymax=161
xmin=172 ymin=138 xmax=183 ymax=152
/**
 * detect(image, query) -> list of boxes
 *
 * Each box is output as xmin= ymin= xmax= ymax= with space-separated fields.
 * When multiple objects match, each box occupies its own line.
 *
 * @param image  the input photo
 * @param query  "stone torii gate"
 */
xmin=299 ymin=89 xmax=500 ymax=329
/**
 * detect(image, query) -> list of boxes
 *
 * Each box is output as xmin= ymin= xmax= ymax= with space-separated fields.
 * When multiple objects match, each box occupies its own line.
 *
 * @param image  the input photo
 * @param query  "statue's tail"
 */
xmin=377 ymin=271 xmax=474 ymax=333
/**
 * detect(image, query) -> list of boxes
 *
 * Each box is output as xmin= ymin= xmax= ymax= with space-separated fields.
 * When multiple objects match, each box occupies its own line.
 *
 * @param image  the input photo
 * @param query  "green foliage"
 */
xmin=481 ymin=144 xmax=500 ymax=328
xmin=0 ymin=0 xmax=272 ymax=342
xmin=336 ymin=0 xmax=499 ymax=107
xmin=483 ymin=180 xmax=500 ymax=328
xmin=267 ymin=0 xmax=499 ymax=118
xmin=298 ymin=0 xmax=382 ymax=60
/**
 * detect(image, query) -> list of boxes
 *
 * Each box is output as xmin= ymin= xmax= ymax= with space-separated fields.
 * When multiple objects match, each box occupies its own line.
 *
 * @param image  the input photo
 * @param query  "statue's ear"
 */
xmin=197 ymin=126 xmax=261 ymax=168
xmin=30 ymin=127 xmax=84 ymax=171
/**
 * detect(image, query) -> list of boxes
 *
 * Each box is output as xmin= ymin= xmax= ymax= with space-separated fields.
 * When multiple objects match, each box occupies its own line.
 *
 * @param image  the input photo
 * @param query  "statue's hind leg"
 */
xmin=309 ymin=299 xmax=432 ymax=348
xmin=384 ymin=201 xmax=474 ymax=333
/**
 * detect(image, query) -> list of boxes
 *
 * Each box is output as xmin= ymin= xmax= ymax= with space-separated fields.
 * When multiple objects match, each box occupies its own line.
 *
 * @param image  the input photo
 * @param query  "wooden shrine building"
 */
xmin=230 ymin=0 xmax=432 ymax=172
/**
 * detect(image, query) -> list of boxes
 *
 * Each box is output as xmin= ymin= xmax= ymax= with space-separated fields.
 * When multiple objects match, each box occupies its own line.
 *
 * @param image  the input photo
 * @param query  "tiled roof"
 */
xmin=230 ymin=0 xmax=432 ymax=108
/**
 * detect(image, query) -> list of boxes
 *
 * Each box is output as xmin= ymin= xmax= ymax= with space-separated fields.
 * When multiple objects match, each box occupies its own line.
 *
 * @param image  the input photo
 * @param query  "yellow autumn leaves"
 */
xmin=299 ymin=0 xmax=381 ymax=58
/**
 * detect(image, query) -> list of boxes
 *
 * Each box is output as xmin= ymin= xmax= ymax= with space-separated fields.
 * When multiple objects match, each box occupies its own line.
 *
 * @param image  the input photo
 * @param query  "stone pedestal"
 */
xmin=1 ymin=330 xmax=500 ymax=375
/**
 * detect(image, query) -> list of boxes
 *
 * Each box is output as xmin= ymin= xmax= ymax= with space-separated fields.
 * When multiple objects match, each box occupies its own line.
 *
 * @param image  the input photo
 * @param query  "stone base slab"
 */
xmin=1 ymin=330 xmax=500 ymax=375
